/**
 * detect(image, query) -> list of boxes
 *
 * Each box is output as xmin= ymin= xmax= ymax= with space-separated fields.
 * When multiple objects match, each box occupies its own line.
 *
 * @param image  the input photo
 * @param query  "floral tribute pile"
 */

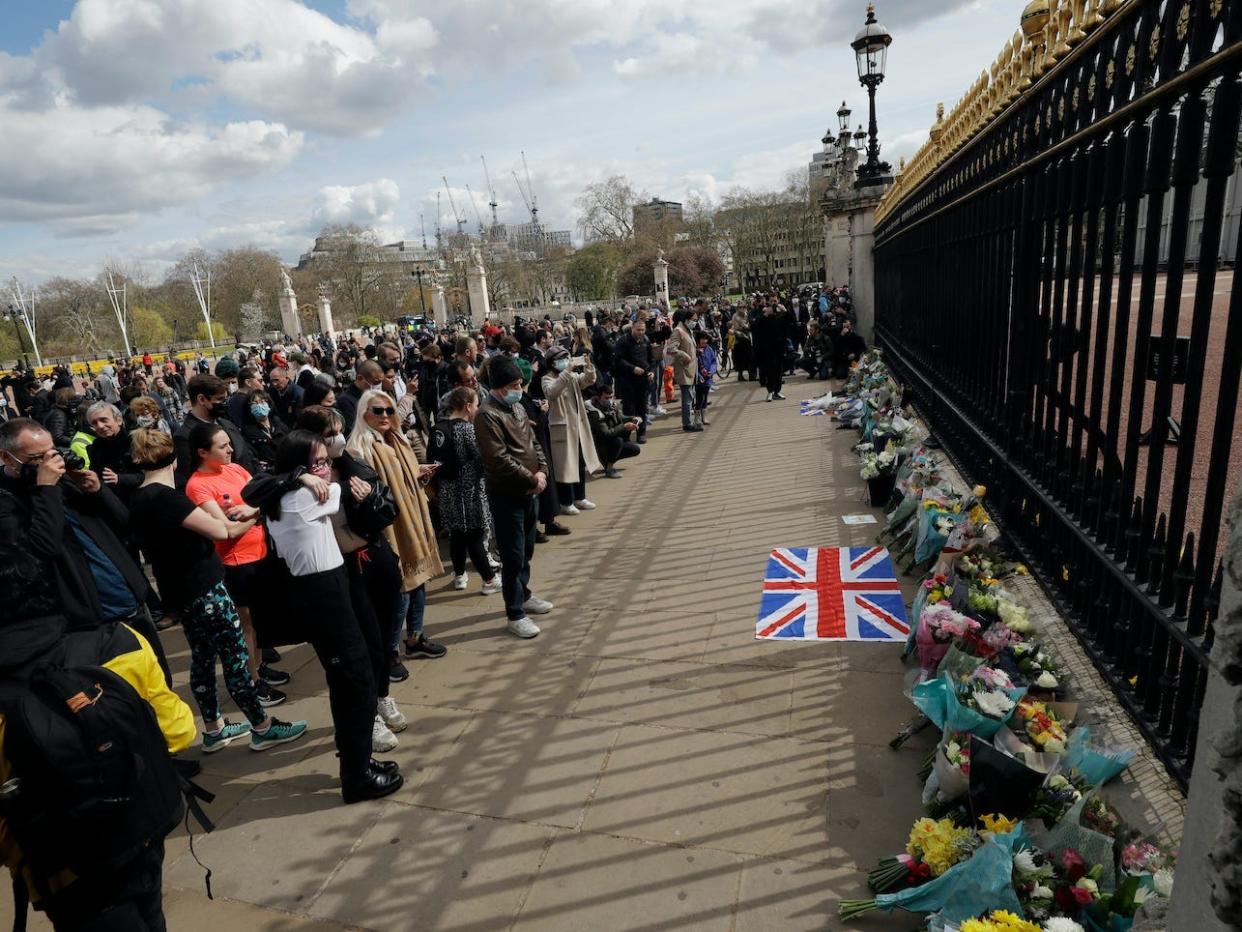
xmin=818 ymin=352 xmax=1177 ymax=931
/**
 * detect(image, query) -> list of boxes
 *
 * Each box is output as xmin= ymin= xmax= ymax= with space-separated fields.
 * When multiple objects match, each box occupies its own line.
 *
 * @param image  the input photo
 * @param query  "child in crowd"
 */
xmin=694 ymin=332 xmax=716 ymax=428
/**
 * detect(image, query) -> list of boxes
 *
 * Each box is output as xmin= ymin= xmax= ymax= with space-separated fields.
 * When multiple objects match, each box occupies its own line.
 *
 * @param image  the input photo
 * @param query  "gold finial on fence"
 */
xmin=1051 ymin=0 xmax=1074 ymax=58
xmin=1101 ymin=0 xmax=1124 ymax=13
xmin=1066 ymin=0 xmax=1088 ymax=47
xmin=1082 ymin=0 xmax=1105 ymax=31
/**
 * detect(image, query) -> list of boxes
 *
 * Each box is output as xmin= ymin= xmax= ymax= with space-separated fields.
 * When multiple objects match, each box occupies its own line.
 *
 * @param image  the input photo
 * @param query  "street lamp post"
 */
xmin=4 ymin=303 xmax=31 ymax=369
xmin=851 ymin=3 xmax=894 ymax=188
xmin=414 ymin=268 xmax=428 ymax=315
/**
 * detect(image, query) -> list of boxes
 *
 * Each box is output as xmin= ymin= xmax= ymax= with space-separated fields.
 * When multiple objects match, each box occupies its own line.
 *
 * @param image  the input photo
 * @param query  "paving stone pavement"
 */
xmin=0 ymin=376 xmax=932 ymax=932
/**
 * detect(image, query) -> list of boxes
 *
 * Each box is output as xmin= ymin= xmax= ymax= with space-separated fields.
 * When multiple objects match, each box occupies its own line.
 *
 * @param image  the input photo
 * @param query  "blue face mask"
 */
xmin=250 ymin=403 xmax=270 ymax=418
xmin=502 ymin=388 xmax=523 ymax=405
xmin=553 ymin=358 xmax=569 ymax=372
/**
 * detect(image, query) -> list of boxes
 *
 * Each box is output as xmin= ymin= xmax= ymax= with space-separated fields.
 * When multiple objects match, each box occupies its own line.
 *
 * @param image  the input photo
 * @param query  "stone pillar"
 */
xmin=431 ymin=285 xmax=447 ymax=327
xmin=849 ymin=203 xmax=878 ymax=342
xmin=653 ymin=250 xmax=670 ymax=311
xmin=1167 ymin=486 xmax=1242 ymax=932
xmin=316 ymin=288 xmax=335 ymax=341
xmin=278 ymin=277 xmax=302 ymax=338
xmin=466 ymin=247 xmax=491 ymax=323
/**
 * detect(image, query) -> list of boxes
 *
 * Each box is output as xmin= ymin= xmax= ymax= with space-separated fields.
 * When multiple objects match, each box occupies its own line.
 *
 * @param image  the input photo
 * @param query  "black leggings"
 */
xmin=450 ymin=528 xmax=495 ymax=578
xmin=290 ymin=567 xmax=376 ymax=792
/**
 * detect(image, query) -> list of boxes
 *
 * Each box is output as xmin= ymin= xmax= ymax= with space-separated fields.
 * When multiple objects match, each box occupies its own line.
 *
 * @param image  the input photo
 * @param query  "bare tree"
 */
xmin=575 ymin=175 xmax=642 ymax=243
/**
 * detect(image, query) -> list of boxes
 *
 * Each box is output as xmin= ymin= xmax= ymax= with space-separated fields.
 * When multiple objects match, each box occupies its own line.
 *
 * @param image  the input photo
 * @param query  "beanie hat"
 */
xmin=488 ymin=355 xmax=522 ymax=389
xmin=515 ymin=356 xmax=533 ymax=386
xmin=214 ymin=355 xmax=240 ymax=379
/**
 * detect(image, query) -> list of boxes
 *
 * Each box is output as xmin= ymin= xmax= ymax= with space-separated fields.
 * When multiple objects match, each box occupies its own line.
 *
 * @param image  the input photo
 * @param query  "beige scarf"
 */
xmin=366 ymin=435 xmax=443 ymax=591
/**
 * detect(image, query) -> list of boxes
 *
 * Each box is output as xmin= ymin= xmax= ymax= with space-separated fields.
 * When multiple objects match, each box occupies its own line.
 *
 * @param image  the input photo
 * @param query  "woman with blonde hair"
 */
xmin=347 ymin=388 xmax=445 ymax=679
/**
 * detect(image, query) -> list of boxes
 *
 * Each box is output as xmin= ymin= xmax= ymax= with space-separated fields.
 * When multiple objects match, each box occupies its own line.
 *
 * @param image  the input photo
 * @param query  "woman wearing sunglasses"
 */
xmin=346 ymin=390 xmax=444 ymax=679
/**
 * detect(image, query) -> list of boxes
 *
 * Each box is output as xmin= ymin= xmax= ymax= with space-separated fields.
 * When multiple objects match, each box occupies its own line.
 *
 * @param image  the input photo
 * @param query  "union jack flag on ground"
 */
xmin=755 ymin=546 xmax=909 ymax=642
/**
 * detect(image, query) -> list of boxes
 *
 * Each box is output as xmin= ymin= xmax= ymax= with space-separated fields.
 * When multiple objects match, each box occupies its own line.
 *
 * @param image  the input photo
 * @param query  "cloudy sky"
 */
xmin=0 ymin=0 xmax=1021 ymax=283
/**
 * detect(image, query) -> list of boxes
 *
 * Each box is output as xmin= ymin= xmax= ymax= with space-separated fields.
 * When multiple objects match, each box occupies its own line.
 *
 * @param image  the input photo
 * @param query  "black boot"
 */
xmin=369 ymin=758 xmax=400 ymax=775
xmin=343 ymin=770 xmax=404 ymax=804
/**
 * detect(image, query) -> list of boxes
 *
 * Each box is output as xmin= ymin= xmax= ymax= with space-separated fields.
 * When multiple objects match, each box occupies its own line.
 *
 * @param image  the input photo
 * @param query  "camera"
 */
xmin=55 ymin=447 xmax=87 ymax=471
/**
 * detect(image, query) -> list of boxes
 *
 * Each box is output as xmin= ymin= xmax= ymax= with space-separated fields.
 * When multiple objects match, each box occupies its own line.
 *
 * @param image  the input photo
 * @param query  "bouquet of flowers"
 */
xmin=1015 ymin=699 xmax=1070 ymax=754
xmin=1051 ymin=849 xmax=1106 ymax=915
xmin=967 ymin=585 xmax=1001 ymax=618
xmin=1014 ymin=642 xmax=1062 ymax=690
xmin=1011 ymin=846 xmax=1059 ymax=923
xmin=1029 ymin=772 xmax=1089 ymax=827
xmin=841 ymin=825 xmax=1029 ymax=923
xmin=1119 ymin=840 xmax=1176 ymax=878
xmin=1063 ymin=726 xmax=1135 ymax=788
xmin=1081 ymin=795 xmax=1122 ymax=838
xmin=860 ymin=445 xmax=898 ymax=480
xmin=911 ymin=671 xmax=1026 ymax=739
xmin=923 ymin=731 xmax=973 ymax=807
xmin=964 ymin=676 xmax=1019 ymax=722
xmin=958 ymin=911 xmax=1044 ymax=931
xmin=866 ymin=816 xmax=979 ymax=893
xmin=1030 ymin=792 xmax=1120 ymax=891
xmin=997 ymin=598 xmax=1034 ymax=635
xmin=917 ymin=602 xmax=981 ymax=676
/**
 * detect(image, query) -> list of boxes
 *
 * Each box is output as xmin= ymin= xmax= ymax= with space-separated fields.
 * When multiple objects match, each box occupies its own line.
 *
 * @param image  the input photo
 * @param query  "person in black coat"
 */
xmin=239 ymin=389 xmax=289 ymax=473
xmin=172 ymin=374 xmax=258 ymax=488
xmin=0 ymin=417 xmax=170 ymax=681
xmin=40 ymin=387 xmax=78 ymax=447
xmin=751 ymin=302 xmax=790 ymax=401
xmin=267 ymin=366 xmax=304 ymax=426
xmin=832 ymin=319 xmax=868 ymax=378
xmin=83 ymin=401 xmax=143 ymax=504
xmin=611 ymin=320 xmax=653 ymax=443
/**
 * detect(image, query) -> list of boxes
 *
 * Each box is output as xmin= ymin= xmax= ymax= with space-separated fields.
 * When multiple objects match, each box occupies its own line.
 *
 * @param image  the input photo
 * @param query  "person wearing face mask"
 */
xmin=173 ymin=374 xmax=258 ymax=489
xmin=476 ymin=356 xmax=552 ymax=638
xmin=184 ymin=421 xmax=289 ymax=707
xmin=240 ymin=388 xmax=289 ymax=473
xmin=245 ymin=405 xmax=407 ymax=750
xmin=226 ymin=366 xmax=265 ymax=427
xmin=128 ymin=395 xmax=170 ymax=435
xmin=347 ymin=389 xmax=445 ymax=677
xmin=541 ymin=345 xmax=602 ymax=515
xmin=335 ymin=360 xmax=385 ymax=435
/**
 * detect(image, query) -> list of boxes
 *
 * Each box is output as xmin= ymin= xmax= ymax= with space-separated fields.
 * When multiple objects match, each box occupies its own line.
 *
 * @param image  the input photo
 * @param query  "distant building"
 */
xmin=633 ymin=198 xmax=684 ymax=233
xmin=508 ymin=222 xmax=572 ymax=253
xmin=297 ymin=235 xmax=442 ymax=278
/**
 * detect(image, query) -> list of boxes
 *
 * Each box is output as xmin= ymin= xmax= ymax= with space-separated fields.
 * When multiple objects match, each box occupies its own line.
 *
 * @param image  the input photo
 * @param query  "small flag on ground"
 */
xmin=756 ymin=546 xmax=909 ymax=642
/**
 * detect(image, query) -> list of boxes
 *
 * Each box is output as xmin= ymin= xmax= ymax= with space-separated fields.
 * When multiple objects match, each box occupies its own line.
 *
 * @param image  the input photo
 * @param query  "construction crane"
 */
xmin=441 ymin=176 xmax=466 ymax=236
xmin=520 ymin=150 xmax=538 ymax=223
xmin=434 ymin=192 xmax=442 ymax=247
xmin=465 ymin=184 xmax=485 ymax=235
xmin=480 ymin=155 xmax=500 ymax=230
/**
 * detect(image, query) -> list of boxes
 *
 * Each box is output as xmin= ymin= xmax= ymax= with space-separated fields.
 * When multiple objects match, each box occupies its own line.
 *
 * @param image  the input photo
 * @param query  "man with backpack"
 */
xmin=0 ymin=545 xmax=196 ymax=931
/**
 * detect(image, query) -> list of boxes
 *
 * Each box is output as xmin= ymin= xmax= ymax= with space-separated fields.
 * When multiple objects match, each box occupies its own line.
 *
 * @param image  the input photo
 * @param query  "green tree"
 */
xmin=132 ymin=306 xmax=173 ymax=348
xmin=565 ymin=242 xmax=621 ymax=300
xmin=195 ymin=320 xmax=228 ymax=341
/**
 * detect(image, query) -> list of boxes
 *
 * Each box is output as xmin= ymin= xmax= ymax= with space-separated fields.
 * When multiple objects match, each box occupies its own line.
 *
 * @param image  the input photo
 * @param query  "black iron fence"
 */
xmin=872 ymin=0 xmax=1241 ymax=791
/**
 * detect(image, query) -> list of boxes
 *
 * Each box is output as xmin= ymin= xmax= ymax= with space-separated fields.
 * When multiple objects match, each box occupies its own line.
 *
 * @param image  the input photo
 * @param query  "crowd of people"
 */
xmin=0 ymin=285 xmax=864 ymax=929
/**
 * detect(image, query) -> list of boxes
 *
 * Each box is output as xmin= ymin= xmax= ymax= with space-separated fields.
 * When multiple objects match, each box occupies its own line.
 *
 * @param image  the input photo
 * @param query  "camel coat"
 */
xmin=541 ymin=360 xmax=603 ymax=483
xmin=669 ymin=323 xmax=697 ymax=386
xmin=361 ymin=434 xmax=443 ymax=591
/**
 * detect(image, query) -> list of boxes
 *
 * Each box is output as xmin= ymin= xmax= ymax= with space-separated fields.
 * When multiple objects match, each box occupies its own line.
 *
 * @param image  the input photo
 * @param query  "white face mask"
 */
xmin=227 ymin=381 xmax=239 ymax=393
xmin=136 ymin=414 xmax=157 ymax=428
xmin=553 ymin=358 xmax=569 ymax=372
xmin=326 ymin=434 xmax=347 ymax=459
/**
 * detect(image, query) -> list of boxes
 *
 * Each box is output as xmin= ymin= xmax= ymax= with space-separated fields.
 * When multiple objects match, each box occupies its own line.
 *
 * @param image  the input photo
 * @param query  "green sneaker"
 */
xmin=249 ymin=718 xmax=309 ymax=752
xmin=203 ymin=720 xmax=252 ymax=754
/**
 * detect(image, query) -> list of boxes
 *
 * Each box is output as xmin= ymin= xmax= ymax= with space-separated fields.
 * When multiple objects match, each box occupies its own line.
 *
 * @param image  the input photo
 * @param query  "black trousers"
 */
xmin=450 ymin=528 xmax=494 ymax=578
xmin=344 ymin=539 xmax=400 ymax=700
xmin=617 ymin=375 xmax=649 ymax=438
xmin=44 ymin=843 xmax=165 ymax=932
xmin=598 ymin=434 xmax=641 ymax=466
xmin=531 ymin=416 xmax=561 ymax=524
xmin=489 ymin=494 xmax=538 ymax=620
xmin=292 ymin=567 xmax=376 ymax=791
xmin=759 ymin=358 xmax=784 ymax=394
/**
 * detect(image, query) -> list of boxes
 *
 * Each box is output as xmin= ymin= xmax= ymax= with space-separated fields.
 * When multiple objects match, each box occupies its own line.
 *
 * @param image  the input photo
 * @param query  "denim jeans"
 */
xmin=391 ymin=583 xmax=427 ymax=651
xmin=679 ymin=384 xmax=694 ymax=428
xmin=489 ymin=494 xmax=538 ymax=620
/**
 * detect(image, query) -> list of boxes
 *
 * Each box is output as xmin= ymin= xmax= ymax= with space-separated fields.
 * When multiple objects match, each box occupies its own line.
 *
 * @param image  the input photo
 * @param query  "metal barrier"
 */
xmin=872 ymin=0 xmax=1241 ymax=791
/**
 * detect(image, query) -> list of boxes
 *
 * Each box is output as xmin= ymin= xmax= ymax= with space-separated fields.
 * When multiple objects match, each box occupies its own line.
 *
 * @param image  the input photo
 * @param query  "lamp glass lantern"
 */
xmin=836 ymin=101 xmax=852 ymax=133
xmin=850 ymin=3 xmax=894 ymax=187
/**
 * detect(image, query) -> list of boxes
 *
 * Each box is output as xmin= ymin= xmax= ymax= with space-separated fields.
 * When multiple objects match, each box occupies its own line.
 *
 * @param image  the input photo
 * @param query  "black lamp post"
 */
xmin=413 ymin=268 xmax=428 ymax=314
xmin=4 ymin=303 xmax=30 ymax=369
xmin=851 ymin=3 xmax=893 ymax=187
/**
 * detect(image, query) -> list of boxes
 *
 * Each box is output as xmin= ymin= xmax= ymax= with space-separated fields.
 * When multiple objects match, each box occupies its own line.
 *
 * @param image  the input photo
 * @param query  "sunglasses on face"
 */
xmin=370 ymin=406 xmax=396 ymax=416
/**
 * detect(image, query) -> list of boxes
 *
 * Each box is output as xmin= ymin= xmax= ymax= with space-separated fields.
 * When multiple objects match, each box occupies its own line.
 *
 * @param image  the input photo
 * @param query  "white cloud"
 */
xmin=311 ymin=179 xmax=402 ymax=229
xmin=0 ymin=98 xmax=302 ymax=231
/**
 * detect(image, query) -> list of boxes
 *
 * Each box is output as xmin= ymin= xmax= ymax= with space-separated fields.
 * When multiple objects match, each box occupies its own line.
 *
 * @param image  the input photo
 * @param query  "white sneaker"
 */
xmin=481 ymin=576 xmax=503 ymax=595
xmin=507 ymin=616 xmax=541 ymax=639
xmin=774 ymin=392 xmax=786 ymax=400
xmin=522 ymin=596 xmax=554 ymax=615
xmin=766 ymin=392 xmax=774 ymax=402
xmin=574 ymin=498 xmax=596 ymax=511
xmin=560 ymin=504 xmax=580 ymax=516
xmin=452 ymin=572 xmax=469 ymax=591
xmin=377 ymin=696 xmax=408 ymax=732
xmin=653 ymin=406 xmax=668 ymax=416
xmin=487 ymin=553 xmax=501 ymax=570
xmin=372 ymin=715 xmax=399 ymax=752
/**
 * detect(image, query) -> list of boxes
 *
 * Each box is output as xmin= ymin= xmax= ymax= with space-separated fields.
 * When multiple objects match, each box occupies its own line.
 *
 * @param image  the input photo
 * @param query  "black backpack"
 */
xmin=0 ymin=648 xmax=185 ymax=905
xmin=427 ymin=421 xmax=461 ymax=482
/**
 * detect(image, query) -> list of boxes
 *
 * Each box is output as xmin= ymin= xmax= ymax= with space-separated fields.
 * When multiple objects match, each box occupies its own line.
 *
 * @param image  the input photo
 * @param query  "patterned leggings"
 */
xmin=182 ymin=580 xmax=265 ymax=727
